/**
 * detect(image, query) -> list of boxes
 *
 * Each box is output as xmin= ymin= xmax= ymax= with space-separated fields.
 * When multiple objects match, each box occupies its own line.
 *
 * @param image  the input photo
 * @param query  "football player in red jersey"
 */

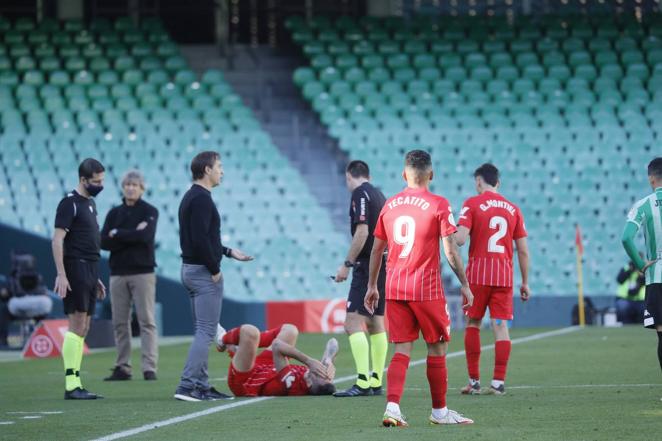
xmin=216 ymin=323 xmax=338 ymax=397
xmin=455 ymin=163 xmax=530 ymax=396
xmin=365 ymin=150 xmax=474 ymax=427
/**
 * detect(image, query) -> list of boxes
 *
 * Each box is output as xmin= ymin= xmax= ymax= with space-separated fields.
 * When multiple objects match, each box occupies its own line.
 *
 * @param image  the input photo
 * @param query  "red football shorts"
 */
xmin=467 ymin=284 xmax=513 ymax=321
xmin=227 ymin=350 xmax=276 ymax=397
xmin=386 ymin=299 xmax=451 ymax=344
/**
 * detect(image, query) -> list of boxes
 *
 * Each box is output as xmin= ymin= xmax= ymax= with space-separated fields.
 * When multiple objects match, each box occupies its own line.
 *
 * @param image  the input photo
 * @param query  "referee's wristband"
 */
xmin=223 ymin=247 xmax=233 ymax=258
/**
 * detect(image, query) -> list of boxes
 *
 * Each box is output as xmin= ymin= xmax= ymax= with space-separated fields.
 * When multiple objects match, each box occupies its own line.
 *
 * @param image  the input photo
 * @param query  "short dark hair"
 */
xmin=191 ymin=151 xmax=220 ymax=180
xmin=78 ymin=158 xmax=105 ymax=179
xmin=648 ymin=157 xmax=662 ymax=179
xmin=474 ymin=163 xmax=500 ymax=187
xmin=308 ymin=382 xmax=336 ymax=396
xmin=346 ymin=160 xmax=370 ymax=178
xmin=405 ymin=149 xmax=432 ymax=175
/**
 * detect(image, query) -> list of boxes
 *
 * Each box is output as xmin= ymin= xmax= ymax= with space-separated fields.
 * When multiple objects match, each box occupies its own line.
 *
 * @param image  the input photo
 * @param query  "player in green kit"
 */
xmin=621 ymin=157 xmax=662 ymax=372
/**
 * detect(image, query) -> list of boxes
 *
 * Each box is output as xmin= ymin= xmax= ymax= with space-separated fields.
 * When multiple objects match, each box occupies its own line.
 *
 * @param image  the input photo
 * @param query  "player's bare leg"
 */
xmin=427 ymin=341 xmax=473 ymax=425
xmin=383 ymin=342 xmax=412 ymax=427
xmin=486 ymin=318 xmax=511 ymax=395
xmin=462 ymin=318 xmax=482 ymax=395
xmin=229 ymin=324 xmax=260 ymax=372
xmin=275 ymin=324 xmax=299 ymax=346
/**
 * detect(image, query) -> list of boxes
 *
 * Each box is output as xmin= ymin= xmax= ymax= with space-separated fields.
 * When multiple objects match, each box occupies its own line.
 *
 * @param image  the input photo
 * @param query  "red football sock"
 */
xmin=494 ymin=340 xmax=512 ymax=381
xmin=426 ymin=355 xmax=447 ymax=409
xmin=222 ymin=327 xmax=241 ymax=345
xmin=464 ymin=327 xmax=481 ymax=380
xmin=258 ymin=326 xmax=283 ymax=347
xmin=386 ymin=352 xmax=410 ymax=404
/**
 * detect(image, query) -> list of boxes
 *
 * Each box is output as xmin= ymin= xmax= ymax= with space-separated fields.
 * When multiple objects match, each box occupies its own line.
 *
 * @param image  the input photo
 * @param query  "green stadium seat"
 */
xmin=48 ymin=70 xmax=70 ymax=86
xmin=98 ymin=70 xmax=120 ymax=85
xmin=23 ymin=70 xmax=44 ymax=85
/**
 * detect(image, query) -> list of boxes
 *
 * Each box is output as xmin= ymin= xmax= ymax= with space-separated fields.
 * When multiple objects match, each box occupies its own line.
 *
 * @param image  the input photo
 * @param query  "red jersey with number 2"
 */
xmin=374 ymin=187 xmax=457 ymax=302
xmin=458 ymin=191 xmax=526 ymax=287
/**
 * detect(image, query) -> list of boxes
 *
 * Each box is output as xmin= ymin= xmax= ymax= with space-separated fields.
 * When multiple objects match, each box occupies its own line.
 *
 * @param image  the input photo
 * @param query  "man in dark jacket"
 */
xmin=101 ymin=170 xmax=159 ymax=381
xmin=174 ymin=151 xmax=253 ymax=402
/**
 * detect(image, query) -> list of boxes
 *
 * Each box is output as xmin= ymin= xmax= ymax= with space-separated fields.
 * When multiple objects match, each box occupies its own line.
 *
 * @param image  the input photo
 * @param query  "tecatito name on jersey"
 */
xmin=374 ymin=187 xmax=457 ymax=302
xmin=458 ymin=191 xmax=526 ymax=287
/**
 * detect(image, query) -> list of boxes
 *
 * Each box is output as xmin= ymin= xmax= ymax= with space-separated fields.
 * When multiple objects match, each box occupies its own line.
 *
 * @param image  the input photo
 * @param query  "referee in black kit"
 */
xmin=174 ymin=151 xmax=253 ymax=402
xmin=52 ymin=158 xmax=107 ymax=400
xmin=333 ymin=160 xmax=388 ymax=397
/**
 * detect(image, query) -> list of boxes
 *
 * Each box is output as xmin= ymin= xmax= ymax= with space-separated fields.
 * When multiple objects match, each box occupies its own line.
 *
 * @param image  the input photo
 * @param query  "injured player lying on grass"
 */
xmin=216 ymin=323 xmax=338 ymax=397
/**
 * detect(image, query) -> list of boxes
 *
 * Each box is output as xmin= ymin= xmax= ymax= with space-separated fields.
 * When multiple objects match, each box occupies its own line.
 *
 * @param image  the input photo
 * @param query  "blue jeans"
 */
xmin=178 ymin=264 xmax=223 ymax=391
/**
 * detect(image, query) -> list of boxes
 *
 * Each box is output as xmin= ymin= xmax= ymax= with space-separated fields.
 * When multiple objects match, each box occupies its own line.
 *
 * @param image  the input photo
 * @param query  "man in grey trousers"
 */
xmin=174 ymin=151 xmax=253 ymax=402
xmin=101 ymin=170 xmax=159 ymax=381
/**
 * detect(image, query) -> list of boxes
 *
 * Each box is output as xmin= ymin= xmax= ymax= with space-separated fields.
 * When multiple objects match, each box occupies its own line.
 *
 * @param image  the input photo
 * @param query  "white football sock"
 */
xmin=491 ymin=379 xmax=504 ymax=388
xmin=431 ymin=407 xmax=449 ymax=419
xmin=386 ymin=402 xmax=401 ymax=415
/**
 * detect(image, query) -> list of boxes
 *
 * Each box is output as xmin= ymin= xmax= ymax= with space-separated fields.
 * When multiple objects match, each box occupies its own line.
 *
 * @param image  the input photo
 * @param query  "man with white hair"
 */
xmin=100 ymin=169 xmax=159 ymax=381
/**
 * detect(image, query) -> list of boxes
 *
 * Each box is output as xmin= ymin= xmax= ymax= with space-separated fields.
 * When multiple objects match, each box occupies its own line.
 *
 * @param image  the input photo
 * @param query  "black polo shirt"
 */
xmin=349 ymin=181 xmax=386 ymax=261
xmin=54 ymin=190 xmax=101 ymax=261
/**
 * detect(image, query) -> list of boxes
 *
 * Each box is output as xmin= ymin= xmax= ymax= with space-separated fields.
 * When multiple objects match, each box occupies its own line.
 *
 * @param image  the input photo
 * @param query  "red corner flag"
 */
xmin=575 ymin=224 xmax=584 ymax=256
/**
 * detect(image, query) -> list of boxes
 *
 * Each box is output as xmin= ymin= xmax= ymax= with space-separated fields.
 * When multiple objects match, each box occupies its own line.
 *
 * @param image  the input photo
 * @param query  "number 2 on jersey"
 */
xmin=393 ymin=216 xmax=416 ymax=258
xmin=488 ymin=216 xmax=507 ymax=254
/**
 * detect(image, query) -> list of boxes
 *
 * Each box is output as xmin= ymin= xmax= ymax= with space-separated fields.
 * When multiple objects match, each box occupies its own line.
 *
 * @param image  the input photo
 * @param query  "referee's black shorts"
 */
xmin=347 ymin=257 xmax=386 ymax=317
xmin=63 ymin=258 xmax=99 ymax=316
xmin=643 ymin=283 xmax=662 ymax=329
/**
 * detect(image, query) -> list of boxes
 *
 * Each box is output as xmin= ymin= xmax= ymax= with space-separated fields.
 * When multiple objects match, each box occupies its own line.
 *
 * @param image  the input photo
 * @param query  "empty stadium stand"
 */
xmin=0 ymin=16 xmax=348 ymax=301
xmin=288 ymin=14 xmax=661 ymax=295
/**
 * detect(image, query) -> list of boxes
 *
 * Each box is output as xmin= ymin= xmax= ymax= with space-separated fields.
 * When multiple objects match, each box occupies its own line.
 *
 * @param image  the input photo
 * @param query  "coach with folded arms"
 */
xmin=101 ymin=170 xmax=159 ymax=381
xmin=174 ymin=151 xmax=253 ymax=402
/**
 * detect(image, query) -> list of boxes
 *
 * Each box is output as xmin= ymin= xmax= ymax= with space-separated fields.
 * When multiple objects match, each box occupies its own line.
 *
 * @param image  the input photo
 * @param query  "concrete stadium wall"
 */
xmin=0 ymin=223 xmax=615 ymax=333
xmin=0 ymin=223 xmax=265 ymax=335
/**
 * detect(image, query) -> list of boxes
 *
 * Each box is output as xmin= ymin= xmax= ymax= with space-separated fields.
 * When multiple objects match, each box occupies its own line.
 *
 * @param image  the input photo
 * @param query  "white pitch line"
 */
xmin=7 ymin=411 xmax=63 ymax=415
xmin=92 ymin=326 xmax=580 ymax=441
xmin=406 ymin=383 xmax=661 ymax=391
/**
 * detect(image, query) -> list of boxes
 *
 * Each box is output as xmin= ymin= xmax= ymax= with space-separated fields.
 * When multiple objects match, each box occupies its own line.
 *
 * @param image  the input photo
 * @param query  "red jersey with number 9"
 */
xmin=458 ymin=191 xmax=526 ymax=287
xmin=374 ymin=187 xmax=457 ymax=302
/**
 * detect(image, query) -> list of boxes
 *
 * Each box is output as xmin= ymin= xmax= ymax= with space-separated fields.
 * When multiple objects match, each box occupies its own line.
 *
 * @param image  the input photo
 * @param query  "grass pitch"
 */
xmin=0 ymin=326 xmax=660 ymax=441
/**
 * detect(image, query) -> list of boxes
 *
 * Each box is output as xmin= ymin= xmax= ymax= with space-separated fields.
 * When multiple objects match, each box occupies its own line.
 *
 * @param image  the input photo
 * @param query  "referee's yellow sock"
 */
xmin=369 ymin=332 xmax=388 ymax=388
xmin=348 ymin=332 xmax=371 ymax=389
xmin=74 ymin=334 xmax=85 ymax=389
xmin=62 ymin=332 xmax=82 ymax=391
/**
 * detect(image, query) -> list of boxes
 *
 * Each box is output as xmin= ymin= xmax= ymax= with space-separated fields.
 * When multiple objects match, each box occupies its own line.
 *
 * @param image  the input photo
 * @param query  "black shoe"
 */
xmin=174 ymin=386 xmax=211 ymax=402
xmin=205 ymin=386 xmax=234 ymax=400
xmin=371 ymin=386 xmax=383 ymax=396
xmin=333 ymin=384 xmax=373 ymax=397
xmin=104 ymin=366 xmax=131 ymax=381
xmin=65 ymin=387 xmax=104 ymax=400
xmin=143 ymin=371 xmax=157 ymax=381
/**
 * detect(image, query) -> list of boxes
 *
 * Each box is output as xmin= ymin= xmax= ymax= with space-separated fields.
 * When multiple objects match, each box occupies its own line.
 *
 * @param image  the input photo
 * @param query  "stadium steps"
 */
xmin=185 ymin=44 xmax=349 ymax=229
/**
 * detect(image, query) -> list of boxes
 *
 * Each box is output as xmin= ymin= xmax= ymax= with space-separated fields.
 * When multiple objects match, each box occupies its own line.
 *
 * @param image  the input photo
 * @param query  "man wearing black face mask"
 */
xmin=52 ymin=158 xmax=107 ymax=400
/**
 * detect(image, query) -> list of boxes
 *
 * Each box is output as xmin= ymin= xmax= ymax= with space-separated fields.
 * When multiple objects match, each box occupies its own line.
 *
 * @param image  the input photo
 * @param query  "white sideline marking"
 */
xmin=21 ymin=416 xmax=42 ymax=420
xmin=0 ymin=421 xmax=15 ymax=425
xmin=7 ymin=411 xmax=63 ymax=415
xmin=92 ymin=326 xmax=579 ymax=441
xmin=406 ymin=383 xmax=661 ymax=391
